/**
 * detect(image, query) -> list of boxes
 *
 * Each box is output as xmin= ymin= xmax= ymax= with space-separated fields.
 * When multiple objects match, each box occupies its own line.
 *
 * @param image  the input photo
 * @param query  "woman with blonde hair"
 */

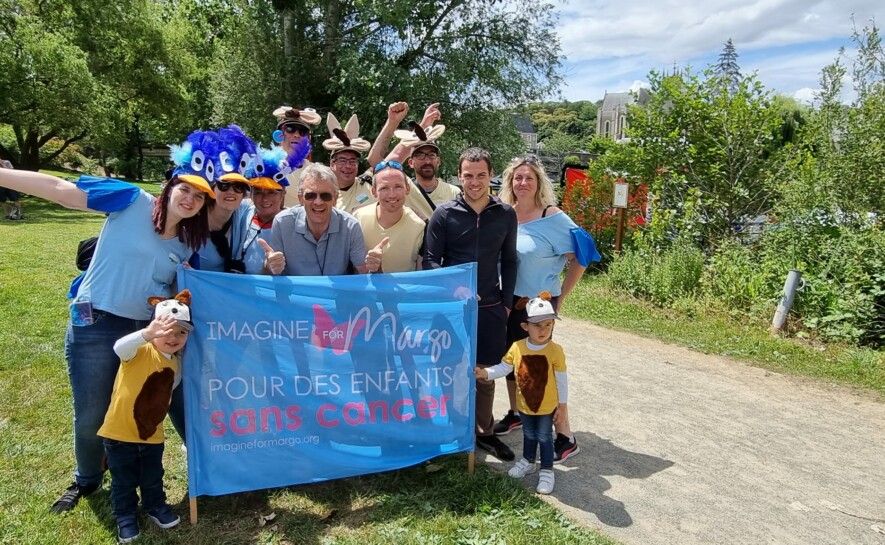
xmin=494 ymin=156 xmax=598 ymax=463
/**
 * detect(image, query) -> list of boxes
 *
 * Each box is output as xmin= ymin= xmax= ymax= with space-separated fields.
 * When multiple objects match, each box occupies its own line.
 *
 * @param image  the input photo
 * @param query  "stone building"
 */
xmin=595 ymin=88 xmax=651 ymax=141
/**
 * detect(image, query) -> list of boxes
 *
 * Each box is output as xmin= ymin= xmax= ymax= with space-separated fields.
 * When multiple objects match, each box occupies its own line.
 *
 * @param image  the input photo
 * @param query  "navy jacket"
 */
xmin=423 ymin=194 xmax=517 ymax=308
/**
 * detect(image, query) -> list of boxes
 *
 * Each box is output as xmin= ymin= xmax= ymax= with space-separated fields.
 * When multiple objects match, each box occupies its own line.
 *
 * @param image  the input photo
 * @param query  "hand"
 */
xmin=387 ymin=102 xmax=409 ymax=126
xmin=420 ymin=103 xmax=441 ymax=127
xmin=553 ymin=404 xmax=568 ymax=425
xmin=143 ymin=315 xmax=177 ymax=342
xmin=259 ymin=239 xmax=285 ymax=275
xmin=365 ymin=237 xmax=389 ymax=273
xmin=473 ymin=366 xmax=488 ymax=380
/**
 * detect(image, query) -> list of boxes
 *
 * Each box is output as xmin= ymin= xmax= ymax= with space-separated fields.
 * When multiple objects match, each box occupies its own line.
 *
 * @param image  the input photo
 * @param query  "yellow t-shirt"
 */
xmin=98 ymin=344 xmax=179 ymax=444
xmin=404 ymin=178 xmax=461 ymax=221
xmin=355 ymin=205 xmax=425 ymax=272
xmin=337 ymin=180 xmax=376 ymax=214
xmin=501 ymin=339 xmax=567 ymax=415
xmin=283 ymin=161 xmax=310 ymax=209
xmin=426 ymin=178 xmax=461 ymax=206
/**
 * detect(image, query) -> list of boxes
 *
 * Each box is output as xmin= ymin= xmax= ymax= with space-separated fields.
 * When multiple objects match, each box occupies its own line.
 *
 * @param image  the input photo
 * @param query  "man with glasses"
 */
xmin=268 ymin=163 xmax=370 ymax=276
xmin=408 ymin=143 xmax=460 ymax=208
xmin=424 ymin=147 xmax=518 ymax=462
xmin=272 ymin=106 xmax=321 ymax=208
xmin=355 ymin=161 xmax=425 ymax=273
xmin=322 ymin=113 xmax=374 ymax=214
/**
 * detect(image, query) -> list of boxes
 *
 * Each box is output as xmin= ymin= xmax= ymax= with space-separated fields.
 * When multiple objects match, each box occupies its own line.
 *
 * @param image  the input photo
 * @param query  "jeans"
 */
xmin=520 ymin=411 xmax=555 ymax=469
xmin=103 ymin=439 xmax=167 ymax=518
xmin=65 ymin=312 xmax=147 ymax=488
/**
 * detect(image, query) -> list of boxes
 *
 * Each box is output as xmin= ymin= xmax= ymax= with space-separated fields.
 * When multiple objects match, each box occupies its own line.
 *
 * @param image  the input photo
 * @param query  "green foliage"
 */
xmin=611 ymin=68 xmax=788 ymax=246
xmin=519 ymin=101 xmax=598 ymax=142
xmin=606 ymin=243 xmax=705 ymax=306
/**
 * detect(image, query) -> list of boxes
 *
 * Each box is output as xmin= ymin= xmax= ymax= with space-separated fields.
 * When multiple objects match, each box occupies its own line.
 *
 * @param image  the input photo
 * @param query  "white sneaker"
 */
xmin=508 ymin=458 xmax=537 ymax=478
xmin=536 ymin=469 xmax=555 ymax=494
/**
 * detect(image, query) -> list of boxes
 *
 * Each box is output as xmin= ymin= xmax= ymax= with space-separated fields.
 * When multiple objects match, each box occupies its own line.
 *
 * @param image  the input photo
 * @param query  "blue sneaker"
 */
xmin=116 ymin=515 xmax=140 ymax=543
xmin=146 ymin=505 xmax=180 ymax=529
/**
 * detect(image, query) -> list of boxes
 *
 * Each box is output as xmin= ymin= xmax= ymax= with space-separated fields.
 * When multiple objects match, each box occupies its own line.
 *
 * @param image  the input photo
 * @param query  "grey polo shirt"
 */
xmin=269 ymin=206 xmax=367 ymax=276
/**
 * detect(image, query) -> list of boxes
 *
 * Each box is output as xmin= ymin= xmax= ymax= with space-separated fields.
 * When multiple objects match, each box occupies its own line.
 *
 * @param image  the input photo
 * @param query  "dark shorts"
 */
xmin=0 ymin=187 xmax=21 ymax=202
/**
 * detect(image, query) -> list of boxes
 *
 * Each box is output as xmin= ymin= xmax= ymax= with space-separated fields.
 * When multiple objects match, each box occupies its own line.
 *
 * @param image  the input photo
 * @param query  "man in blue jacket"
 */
xmin=424 ymin=147 xmax=517 ymax=461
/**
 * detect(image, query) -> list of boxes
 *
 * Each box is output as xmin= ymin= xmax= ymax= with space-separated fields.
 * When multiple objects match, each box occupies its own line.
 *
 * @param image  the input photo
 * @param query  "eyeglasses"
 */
xmin=373 ymin=160 xmax=404 ymax=173
xmin=511 ymin=156 xmax=539 ymax=166
xmin=412 ymin=152 xmax=439 ymax=160
xmin=215 ymin=181 xmax=250 ymax=194
xmin=283 ymin=124 xmax=309 ymax=136
xmin=303 ymin=191 xmax=335 ymax=202
xmin=332 ymin=157 xmax=359 ymax=166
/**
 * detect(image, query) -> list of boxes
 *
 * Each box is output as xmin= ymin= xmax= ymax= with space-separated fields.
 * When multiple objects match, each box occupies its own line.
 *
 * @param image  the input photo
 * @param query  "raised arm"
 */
xmin=0 ymin=169 xmax=90 ymax=211
xmin=367 ymin=102 xmax=409 ymax=168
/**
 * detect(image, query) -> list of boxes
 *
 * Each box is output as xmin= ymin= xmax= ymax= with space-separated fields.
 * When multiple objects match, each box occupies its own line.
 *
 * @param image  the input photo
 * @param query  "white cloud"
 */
xmin=793 ymin=87 xmax=818 ymax=104
xmin=550 ymin=0 xmax=881 ymax=102
xmin=553 ymin=0 xmax=882 ymax=63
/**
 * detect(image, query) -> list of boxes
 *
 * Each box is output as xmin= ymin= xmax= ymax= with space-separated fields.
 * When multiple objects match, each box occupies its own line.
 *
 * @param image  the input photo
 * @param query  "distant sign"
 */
xmin=613 ymin=182 xmax=629 ymax=208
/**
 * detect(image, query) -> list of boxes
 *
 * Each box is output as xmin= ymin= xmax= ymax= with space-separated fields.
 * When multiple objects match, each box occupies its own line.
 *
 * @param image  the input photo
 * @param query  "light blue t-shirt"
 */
xmin=514 ymin=211 xmax=578 ymax=298
xmin=196 ymin=201 xmax=264 ymax=273
xmin=76 ymin=182 xmax=194 ymax=320
xmin=269 ymin=206 xmax=366 ymax=276
xmin=242 ymin=208 xmax=271 ymax=275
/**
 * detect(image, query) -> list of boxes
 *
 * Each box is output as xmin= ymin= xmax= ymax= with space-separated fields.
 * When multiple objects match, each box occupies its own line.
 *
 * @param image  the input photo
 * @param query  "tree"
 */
xmin=207 ymin=0 xmax=562 ymax=170
xmin=715 ymin=38 xmax=741 ymax=96
xmin=596 ymin=67 xmax=787 ymax=246
xmin=0 ymin=0 xmax=194 ymax=172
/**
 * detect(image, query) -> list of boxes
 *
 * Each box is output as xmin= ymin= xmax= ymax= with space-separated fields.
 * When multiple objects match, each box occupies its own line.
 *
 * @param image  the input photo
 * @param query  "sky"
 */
xmin=552 ymin=0 xmax=883 ymax=104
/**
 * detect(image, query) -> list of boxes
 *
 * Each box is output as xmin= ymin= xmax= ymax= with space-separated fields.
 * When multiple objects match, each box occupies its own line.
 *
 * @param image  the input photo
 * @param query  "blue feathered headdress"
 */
xmin=168 ymin=130 xmax=218 ymax=198
xmin=246 ymin=138 xmax=311 ymax=190
xmin=216 ymin=125 xmax=257 ymax=183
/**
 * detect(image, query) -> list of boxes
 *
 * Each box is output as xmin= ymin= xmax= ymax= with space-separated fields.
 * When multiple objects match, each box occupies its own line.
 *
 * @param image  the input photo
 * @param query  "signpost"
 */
xmin=613 ymin=181 xmax=629 ymax=254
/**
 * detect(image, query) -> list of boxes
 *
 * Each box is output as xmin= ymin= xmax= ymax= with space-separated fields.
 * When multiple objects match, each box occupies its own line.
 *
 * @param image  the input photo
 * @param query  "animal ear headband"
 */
xmin=394 ymin=119 xmax=446 ymax=149
xmin=272 ymin=106 xmax=322 ymax=128
xmin=322 ymin=113 xmax=371 ymax=154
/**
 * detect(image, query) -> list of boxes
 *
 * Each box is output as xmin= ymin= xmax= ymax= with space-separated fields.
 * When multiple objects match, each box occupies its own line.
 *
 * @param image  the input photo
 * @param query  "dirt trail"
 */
xmin=484 ymin=317 xmax=885 ymax=545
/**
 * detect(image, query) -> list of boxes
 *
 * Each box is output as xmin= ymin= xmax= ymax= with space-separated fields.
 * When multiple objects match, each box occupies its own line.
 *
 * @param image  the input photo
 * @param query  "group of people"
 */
xmin=0 ymin=100 xmax=599 ymax=541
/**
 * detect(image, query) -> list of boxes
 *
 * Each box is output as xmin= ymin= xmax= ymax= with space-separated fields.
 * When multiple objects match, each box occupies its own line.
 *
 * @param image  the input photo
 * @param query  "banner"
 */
xmin=178 ymin=264 xmax=478 ymax=497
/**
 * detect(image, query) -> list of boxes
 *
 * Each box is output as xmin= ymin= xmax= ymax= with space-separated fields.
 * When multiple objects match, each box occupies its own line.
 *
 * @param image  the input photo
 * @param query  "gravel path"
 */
xmin=484 ymin=317 xmax=885 ymax=545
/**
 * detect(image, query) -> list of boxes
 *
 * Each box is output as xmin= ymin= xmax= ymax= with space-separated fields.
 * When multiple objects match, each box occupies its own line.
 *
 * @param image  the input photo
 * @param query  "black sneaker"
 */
xmin=493 ymin=410 xmax=523 ymax=436
xmin=476 ymin=435 xmax=515 ymax=461
xmin=50 ymin=482 xmax=100 ymax=514
xmin=553 ymin=433 xmax=580 ymax=463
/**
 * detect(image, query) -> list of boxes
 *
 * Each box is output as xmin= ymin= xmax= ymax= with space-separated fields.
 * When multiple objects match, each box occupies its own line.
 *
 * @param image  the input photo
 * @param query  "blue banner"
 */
xmin=177 ymin=264 xmax=477 ymax=497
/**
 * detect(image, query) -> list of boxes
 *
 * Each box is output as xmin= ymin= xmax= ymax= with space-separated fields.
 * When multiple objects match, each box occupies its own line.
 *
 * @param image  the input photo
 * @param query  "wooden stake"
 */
xmin=468 ymin=450 xmax=475 ymax=474
xmin=614 ymin=207 xmax=626 ymax=254
xmin=189 ymin=497 xmax=198 ymax=525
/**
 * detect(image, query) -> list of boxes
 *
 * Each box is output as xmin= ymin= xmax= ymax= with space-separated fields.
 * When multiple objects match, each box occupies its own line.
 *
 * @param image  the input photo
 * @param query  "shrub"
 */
xmin=606 ymin=242 xmax=704 ymax=306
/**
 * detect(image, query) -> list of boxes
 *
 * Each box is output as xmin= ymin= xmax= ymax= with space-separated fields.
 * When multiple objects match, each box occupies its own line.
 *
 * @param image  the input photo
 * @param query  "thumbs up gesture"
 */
xmin=259 ymin=239 xmax=285 ymax=275
xmin=365 ymin=237 xmax=389 ymax=273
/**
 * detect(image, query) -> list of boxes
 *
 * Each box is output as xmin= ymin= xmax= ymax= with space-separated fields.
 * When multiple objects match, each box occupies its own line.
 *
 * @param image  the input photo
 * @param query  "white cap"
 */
xmin=525 ymin=297 xmax=559 ymax=323
xmin=154 ymin=299 xmax=194 ymax=331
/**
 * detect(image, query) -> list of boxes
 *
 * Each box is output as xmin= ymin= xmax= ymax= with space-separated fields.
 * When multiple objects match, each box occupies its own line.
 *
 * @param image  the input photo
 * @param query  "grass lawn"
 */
xmin=565 ymin=274 xmax=885 ymax=396
xmin=0 ymin=195 xmax=618 ymax=545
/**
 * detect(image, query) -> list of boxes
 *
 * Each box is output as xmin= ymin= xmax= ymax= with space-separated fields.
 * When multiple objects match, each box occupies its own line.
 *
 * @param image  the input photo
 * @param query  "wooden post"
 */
xmin=190 ymin=497 xmax=198 ymax=525
xmin=614 ymin=207 xmax=626 ymax=254
xmin=468 ymin=450 xmax=475 ymax=474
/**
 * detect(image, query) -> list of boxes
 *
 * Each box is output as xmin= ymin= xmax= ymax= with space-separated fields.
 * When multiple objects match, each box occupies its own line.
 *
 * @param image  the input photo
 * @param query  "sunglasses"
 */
xmin=511 ymin=155 xmax=539 ymax=166
xmin=412 ymin=152 xmax=439 ymax=160
xmin=303 ymin=191 xmax=335 ymax=202
xmin=215 ymin=181 xmax=250 ymax=194
xmin=283 ymin=124 xmax=309 ymax=135
xmin=373 ymin=160 xmax=404 ymax=173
